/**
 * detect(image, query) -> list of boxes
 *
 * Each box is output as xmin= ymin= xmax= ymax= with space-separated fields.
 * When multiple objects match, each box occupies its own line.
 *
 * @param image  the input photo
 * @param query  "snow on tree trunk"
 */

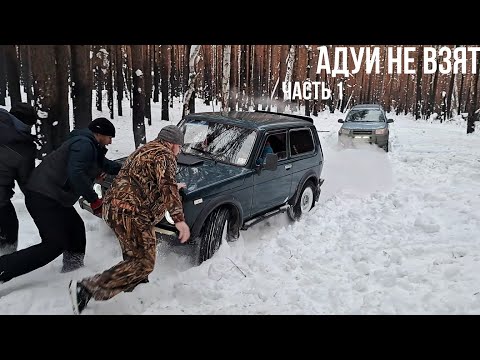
xmin=221 ymin=45 xmax=231 ymax=112
xmin=131 ymin=45 xmax=146 ymax=148
xmin=182 ymin=45 xmax=201 ymax=118
xmin=284 ymin=45 xmax=296 ymax=94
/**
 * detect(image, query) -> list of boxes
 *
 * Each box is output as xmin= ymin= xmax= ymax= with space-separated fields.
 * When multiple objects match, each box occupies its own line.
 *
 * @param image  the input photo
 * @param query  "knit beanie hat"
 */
xmin=156 ymin=125 xmax=184 ymax=145
xmin=88 ymin=117 xmax=116 ymax=137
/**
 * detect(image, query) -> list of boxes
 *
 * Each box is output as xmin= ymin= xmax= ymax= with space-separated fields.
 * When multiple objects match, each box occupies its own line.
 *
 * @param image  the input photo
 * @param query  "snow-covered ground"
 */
xmin=1 ymin=96 xmax=480 ymax=314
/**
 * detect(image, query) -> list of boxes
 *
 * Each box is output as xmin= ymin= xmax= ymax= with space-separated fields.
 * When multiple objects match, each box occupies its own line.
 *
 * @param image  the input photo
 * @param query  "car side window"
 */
xmin=290 ymin=128 xmax=314 ymax=156
xmin=257 ymin=132 xmax=288 ymax=165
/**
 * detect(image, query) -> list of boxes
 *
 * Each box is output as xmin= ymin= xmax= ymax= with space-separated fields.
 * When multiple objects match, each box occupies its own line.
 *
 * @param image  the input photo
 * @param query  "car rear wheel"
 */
xmin=287 ymin=181 xmax=315 ymax=221
xmin=196 ymin=207 xmax=230 ymax=264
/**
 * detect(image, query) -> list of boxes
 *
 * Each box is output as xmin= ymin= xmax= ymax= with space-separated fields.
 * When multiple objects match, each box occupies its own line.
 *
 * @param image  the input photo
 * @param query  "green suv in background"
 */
xmin=338 ymin=104 xmax=394 ymax=152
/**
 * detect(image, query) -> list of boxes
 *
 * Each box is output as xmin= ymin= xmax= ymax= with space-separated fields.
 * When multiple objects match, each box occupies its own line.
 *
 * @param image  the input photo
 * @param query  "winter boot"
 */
xmin=61 ymin=251 xmax=85 ymax=273
xmin=68 ymin=280 xmax=92 ymax=315
xmin=124 ymin=277 xmax=150 ymax=293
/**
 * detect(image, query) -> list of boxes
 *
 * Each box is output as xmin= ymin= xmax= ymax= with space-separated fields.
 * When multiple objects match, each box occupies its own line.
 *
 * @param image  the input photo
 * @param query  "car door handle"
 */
xmin=285 ymin=164 xmax=292 ymax=170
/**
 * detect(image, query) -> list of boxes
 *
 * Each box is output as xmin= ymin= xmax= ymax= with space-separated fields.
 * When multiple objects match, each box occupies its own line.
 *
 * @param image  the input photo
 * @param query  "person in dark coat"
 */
xmin=0 ymin=103 xmax=38 ymax=256
xmin=0 ymin=117 xmax=121 ymax=284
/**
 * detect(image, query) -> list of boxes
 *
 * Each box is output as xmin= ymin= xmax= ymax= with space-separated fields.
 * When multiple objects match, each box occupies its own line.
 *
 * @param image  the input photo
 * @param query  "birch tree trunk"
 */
xmin=182 ymin=45 xmax=201 ymax=118
xmin=221 ymin=45 xmax=231 ymax=112
xmin=284 ymin=45 xmax=296 ymax=108
xmin=277 ymin=45 xmax=288 ymax=113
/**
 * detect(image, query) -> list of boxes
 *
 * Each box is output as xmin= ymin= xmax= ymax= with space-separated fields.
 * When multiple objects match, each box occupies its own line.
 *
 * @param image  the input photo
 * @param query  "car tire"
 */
xmin=287 ymin=180 xmax=315 ymax=221
xmin=196 ymin=207 xmax=230 ymax=264
xmin=383 ymin=141 xmax=389 ymax=152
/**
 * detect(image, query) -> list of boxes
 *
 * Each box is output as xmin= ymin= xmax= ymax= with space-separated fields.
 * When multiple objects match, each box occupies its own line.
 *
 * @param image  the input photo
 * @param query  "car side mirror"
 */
xmin=338 ymin=119 xmax=344 ymax=123
xmin=263 ymin=153 xmax=278 ymax=171
xmin=387 ymin=119 xmax=394 ymax=123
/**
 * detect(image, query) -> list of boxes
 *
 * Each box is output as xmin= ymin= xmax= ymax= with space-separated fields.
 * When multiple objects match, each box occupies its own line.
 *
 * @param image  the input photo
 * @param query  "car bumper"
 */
xmin=338 ymin=134 xmax=388 ymax=148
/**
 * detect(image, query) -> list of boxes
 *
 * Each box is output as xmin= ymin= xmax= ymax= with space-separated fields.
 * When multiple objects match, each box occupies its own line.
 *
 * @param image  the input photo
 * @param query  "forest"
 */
xmin=0 ymin=45 xmax=478 ymax=159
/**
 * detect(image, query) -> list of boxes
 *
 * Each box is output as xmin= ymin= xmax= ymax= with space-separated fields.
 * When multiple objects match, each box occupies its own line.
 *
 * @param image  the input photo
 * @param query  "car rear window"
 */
xmin=290 ymin=128 xmax=314 ymax=156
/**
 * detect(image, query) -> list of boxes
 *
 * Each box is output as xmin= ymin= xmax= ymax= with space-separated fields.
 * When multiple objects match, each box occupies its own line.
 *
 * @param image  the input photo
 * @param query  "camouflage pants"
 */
xmin=80 ymin=205 xmax=156 ymax=301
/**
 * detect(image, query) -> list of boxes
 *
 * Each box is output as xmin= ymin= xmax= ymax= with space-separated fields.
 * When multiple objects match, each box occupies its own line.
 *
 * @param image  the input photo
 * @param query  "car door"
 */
xmin=288 ymin=127 xmax=318 ymax=194
xmin=251 ymin=130 xmax=293 ymax=215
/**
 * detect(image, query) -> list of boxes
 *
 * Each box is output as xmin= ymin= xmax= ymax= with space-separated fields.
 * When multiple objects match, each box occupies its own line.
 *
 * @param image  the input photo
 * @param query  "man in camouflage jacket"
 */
xmin=69 ymin=125 xmax=190 ymax=314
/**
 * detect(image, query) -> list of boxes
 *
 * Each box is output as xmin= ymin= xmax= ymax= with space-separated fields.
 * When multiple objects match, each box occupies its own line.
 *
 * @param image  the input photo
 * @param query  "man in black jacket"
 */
xmin=0 ymin=103 xmax=37 ymax=256
xmin=0 ymin=117 xmax=121 ymax=284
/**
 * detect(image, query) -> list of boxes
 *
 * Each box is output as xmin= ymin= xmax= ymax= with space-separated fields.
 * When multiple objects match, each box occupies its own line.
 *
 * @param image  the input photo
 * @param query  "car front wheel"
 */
xmin=196 ymin=207 xmax=230 ymax=264
xmin=287 ymin=181 xmax=315 ymax=221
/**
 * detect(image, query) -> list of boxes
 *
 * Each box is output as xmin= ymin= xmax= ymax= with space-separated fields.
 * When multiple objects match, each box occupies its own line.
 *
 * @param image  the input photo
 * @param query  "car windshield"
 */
xmin=179 ymin=119 xmax=257 ymax=166
xmin=345 ymin=109 xmax=386 ymax=122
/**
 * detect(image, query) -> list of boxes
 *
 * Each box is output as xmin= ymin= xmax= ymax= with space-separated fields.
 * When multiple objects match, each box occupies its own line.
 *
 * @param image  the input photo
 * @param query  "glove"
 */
xmin=90 ymin=198 xmax=103 ymax=216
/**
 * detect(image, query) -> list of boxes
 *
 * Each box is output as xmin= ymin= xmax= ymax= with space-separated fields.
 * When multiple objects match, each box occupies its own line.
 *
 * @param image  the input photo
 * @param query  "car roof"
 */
xmin=350 ymin=104 xmax=383 ymax=110
xmin=184 ymin=110 xmax=314 ymax=130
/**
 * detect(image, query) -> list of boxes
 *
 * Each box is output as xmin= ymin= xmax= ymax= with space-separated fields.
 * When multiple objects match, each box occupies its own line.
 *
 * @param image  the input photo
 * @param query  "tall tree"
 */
xmin=19 ymin=45 xmax=34 ymax=103
xmin=203 ymin=45 xmax=212 ymax=106
xmin=131 ymin=45 xmax=146 ymax=148
xmin=427 ymin=46 xmax=440 ymax=119
xmin=93 ymin=46 xmax=105 ymax=112
xmin=415 ymin=46 xmax=424 ymax=120
xmin=228 ymin=45 xmax=237 ymax=111
xmin=170 ymin=45 xmax=179 ymax=101
xmin=446 ymin=72 xmax=456 ymax=119
xmin=160 ymin=45 xmax=169 ymax=120
xmin=106 ymin=45 xmax=114 ymax=120
xmin=239 ymin=45 xmax=248 ymax=110
xmin=71 ymin=45 xmax=92 ymax=128
xmin=182 ymin=45 xmax=201 ymax=118
xmin=5 ymin=45 xmax=21 ymax=105
xmin=305 ymin=45 xmax=313 ymax=116
xmin=115 ymin=45 xmax=124 ymax=116
xmin=153 ymin=45 xmax=160 ymax=103
xmin=458 ymin=73 xmax=465 ymax=116
xmin=30 ymin=45 xmax=58 ymax=157
xmin=277 ymin=45 xmax=288 ymax=112
xmin=467 ymin=56 xmax=480 ymax=134
xmin=252 ymin=45 xmax=260 ymax=110
xmin=221 ymin=45 xmax=231 ymax=112
xmin=54 ymin=45 xmax=70 ymax=149
xmin=144 ymin=45 xmax=153 ymax=124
